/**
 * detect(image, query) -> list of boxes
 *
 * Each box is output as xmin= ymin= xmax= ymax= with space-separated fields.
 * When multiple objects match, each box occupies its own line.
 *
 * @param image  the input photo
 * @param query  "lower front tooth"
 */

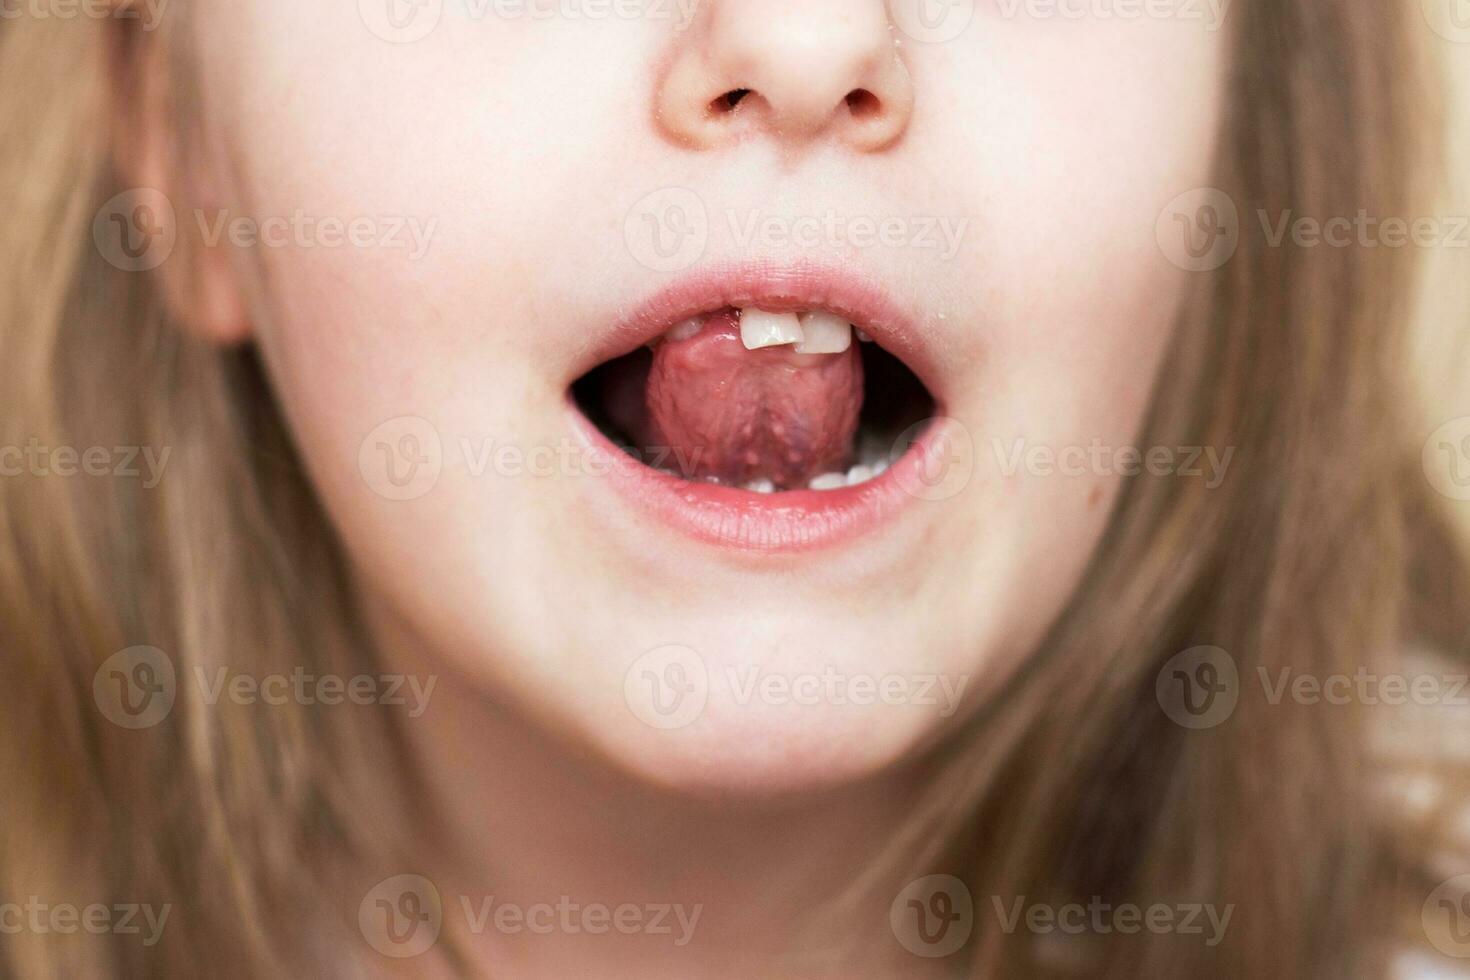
xmin=740 ymin=309 xmax=804 ymax=350
xmin=846 ymin=464 xmax=874 ymax=486
xmin=743 ymin=478 xmax=776 ymax=494
xmin=809 ymin=472 xmax=847 ymax=491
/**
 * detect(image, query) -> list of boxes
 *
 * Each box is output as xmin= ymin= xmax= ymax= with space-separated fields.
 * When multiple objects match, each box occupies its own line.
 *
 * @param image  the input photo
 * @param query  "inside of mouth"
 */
xmin=571 ymin=307 xmax=935 ymax=493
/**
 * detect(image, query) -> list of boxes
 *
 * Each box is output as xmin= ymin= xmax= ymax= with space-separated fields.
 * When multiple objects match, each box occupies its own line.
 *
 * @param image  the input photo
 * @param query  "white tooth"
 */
xmin=794 ymin=312 xmax=853 ymax=354
xmin=808 ymin=472 xmax=847 ymax=491
xmin=743 ymin=478 xmax=776 ymax=494
xmin=856 ymin=329 xmax=875 ymax=343
xmin=666 ymin=317 xmax=703 ymax=342
xmin=845 ymin=464 xmax=874 ymax=487
xmin=739 ymin=308 xmax=804 ymax=350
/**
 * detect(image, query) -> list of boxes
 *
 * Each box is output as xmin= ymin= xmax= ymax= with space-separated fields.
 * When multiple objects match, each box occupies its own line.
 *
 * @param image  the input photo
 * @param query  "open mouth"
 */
xmin=572 ymin=306 xmax=935 ymax=494
xmin=563 ymin=265 xmax=954 ymax=551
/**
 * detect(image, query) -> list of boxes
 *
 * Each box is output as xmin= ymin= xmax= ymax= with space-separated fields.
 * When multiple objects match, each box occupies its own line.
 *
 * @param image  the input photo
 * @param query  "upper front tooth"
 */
xmin=739 ymin=309 xmax=804 ymax=350
xmin=794 ymin=312 xmax=853 ymax=354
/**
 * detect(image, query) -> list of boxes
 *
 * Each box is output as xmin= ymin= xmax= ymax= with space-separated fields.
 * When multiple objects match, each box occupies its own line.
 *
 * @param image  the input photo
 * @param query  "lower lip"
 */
xmin=568 ymin=408 xmax=953 ymax=553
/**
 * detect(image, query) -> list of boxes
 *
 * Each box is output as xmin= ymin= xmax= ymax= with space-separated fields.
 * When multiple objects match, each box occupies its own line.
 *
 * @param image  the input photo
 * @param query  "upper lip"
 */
xmin=571 ymin=259 xmax=946 ymax=407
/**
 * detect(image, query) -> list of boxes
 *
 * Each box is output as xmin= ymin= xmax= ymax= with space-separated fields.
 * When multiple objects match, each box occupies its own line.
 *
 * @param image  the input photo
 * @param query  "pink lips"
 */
xmin=568 ymin=262 xmax=952 ymax=553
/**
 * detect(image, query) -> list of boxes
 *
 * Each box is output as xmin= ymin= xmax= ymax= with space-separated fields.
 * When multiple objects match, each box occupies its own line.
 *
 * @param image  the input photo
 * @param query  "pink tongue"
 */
xmin=636 ymin=312 xmax=863 ymax=489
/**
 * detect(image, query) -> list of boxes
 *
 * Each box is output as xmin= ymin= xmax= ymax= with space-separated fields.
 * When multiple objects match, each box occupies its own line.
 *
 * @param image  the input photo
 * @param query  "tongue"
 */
xmin=631 ymin=311 xmax=864 ymax=489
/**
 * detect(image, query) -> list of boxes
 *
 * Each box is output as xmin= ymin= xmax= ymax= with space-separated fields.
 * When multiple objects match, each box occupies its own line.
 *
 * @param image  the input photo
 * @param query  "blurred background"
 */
xmin=1418 ymin=39 xmax=1470 ymax=508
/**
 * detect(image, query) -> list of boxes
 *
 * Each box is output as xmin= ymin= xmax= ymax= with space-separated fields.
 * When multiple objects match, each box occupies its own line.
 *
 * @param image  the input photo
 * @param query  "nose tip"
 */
xmin=657 ymin=0 xmax=915 ymax=152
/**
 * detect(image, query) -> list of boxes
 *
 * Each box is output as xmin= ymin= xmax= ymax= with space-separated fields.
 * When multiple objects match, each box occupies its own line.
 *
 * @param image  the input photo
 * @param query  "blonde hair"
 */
xmin=1 ymin=2 xmax=1466 ymax=977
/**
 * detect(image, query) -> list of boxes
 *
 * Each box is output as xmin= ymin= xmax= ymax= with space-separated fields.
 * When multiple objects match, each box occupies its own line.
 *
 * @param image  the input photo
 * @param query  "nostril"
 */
xmin=709 ymin=88 xmax=752 ymax=115
xmin=844 ymin=89 xmax=882 ymax=119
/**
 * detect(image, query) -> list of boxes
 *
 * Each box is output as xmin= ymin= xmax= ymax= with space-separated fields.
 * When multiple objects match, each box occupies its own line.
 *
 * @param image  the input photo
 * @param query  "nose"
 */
xmin=656 ymin=0 xmax=915 ymax=152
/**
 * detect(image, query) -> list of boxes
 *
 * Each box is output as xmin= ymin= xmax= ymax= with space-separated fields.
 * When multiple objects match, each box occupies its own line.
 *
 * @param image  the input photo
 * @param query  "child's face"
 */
xmin=190 ymin=2 xmax=1225 ymax=789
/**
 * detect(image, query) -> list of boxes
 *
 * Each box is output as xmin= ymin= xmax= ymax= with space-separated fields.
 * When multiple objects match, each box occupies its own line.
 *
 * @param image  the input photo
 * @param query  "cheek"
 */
xmin=929 ymin=20 xmax=1225 ymax=644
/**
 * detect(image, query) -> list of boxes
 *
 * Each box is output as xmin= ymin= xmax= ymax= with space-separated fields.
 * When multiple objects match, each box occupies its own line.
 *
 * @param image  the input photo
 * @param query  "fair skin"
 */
xmin=134 ymin=1 xmax=1225 ymax=975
